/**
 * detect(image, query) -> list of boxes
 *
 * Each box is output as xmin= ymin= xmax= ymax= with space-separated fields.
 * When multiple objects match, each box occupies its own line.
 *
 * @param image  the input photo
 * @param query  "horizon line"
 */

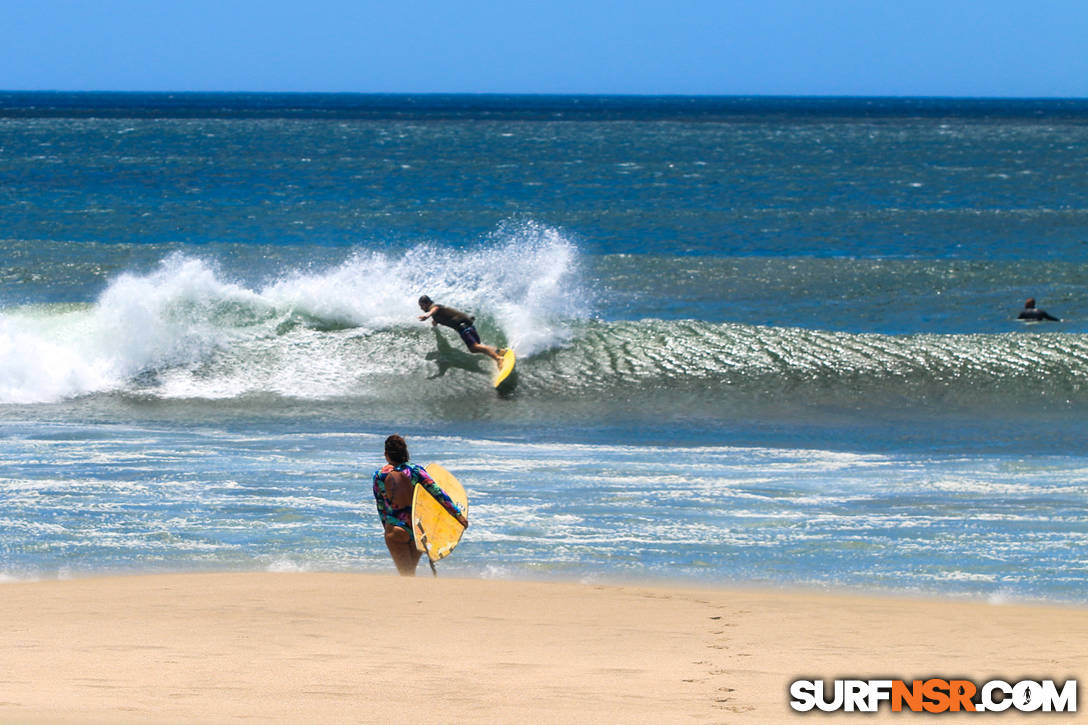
xmin=2 ymin=90 xmax=1087 ymax=102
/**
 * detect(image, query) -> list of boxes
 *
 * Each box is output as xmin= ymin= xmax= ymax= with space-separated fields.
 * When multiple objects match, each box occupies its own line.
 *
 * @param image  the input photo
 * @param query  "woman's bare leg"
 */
xmin=384 ymin=525 xmax=422 ymax=576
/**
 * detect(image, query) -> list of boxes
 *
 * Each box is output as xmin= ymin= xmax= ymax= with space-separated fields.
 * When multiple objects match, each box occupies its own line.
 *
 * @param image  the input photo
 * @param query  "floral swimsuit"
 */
xmin=372 ymin=463 xmax=462 ymax=539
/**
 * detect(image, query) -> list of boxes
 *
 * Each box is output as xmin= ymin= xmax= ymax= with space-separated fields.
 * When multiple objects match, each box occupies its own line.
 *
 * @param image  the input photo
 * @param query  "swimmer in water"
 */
xmin=1018 ymin=297 xmax=1060 ymax=322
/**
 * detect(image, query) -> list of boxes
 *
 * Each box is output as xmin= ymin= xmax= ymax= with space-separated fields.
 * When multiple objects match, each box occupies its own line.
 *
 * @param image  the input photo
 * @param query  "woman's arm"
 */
xmin=372 ymin=469 xmax=400 ymax=527
xmin=417 ymin=468 xmax=468 ymax=527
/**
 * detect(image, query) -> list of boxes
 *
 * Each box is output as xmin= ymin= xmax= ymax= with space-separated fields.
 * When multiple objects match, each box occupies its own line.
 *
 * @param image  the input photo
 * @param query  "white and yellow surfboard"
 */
xmin=412 ymin=463 xmax=468 ymax=566
xmin=493 ymin=348 xmax=517 ymax=394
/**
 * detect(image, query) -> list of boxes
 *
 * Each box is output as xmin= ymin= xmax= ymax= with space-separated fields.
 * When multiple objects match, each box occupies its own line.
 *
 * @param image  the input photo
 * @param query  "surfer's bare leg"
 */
xmin=384 ymin=524 xmax=421 ymax=576
xmin=469 ymin=342 xmax=504 ymax=368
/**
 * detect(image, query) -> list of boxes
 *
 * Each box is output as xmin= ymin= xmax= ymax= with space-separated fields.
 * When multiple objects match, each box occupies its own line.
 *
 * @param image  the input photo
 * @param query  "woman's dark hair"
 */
xmin=418 ymin=295 xmax=433 ymax=308
xmin=384 ymin=434 xmax=410 ymax=465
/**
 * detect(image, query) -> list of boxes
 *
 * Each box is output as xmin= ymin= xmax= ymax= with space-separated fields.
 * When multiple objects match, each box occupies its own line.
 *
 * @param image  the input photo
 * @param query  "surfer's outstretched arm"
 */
xmin=417 ymin=296 xmax=439 ymax=324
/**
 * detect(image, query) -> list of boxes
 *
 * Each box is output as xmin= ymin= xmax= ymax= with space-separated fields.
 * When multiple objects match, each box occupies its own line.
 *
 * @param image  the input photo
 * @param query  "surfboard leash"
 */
xmin=419 ymin=531 xmax=439 ymax=577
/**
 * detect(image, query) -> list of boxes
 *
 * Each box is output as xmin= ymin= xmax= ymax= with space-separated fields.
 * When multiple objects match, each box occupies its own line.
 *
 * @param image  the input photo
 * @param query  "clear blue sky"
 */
xmin=3 ymin=0 xmax=1086 ymax=97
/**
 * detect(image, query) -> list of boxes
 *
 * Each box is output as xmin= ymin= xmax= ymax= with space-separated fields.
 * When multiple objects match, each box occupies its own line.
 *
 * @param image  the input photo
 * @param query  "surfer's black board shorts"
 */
xmin=456 ymin=322 xmax=481 ymax=348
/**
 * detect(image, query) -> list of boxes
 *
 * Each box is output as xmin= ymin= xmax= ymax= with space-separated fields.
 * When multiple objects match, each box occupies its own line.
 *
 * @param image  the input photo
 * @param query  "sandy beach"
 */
xmin=0 ymin=573 xmax=1084 ymax=724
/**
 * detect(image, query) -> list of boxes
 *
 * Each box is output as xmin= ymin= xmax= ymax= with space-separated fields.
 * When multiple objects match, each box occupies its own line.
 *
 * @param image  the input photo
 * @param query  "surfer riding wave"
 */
xmin=418 ymin=295 xmax=506 ymax=369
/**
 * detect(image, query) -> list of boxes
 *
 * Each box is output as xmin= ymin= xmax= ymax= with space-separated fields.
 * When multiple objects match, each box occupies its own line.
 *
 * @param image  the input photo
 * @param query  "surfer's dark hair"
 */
xmin=418 ymin=295 xmax=433 ymax=308
xmin=384 ymin=434 xmax=410 ymax=465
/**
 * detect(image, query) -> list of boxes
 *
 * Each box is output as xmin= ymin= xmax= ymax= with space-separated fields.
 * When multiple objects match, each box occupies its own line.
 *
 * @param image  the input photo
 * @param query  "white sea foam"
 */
xmin=0 ymin=224 xmax=585 ymax=404
xmin=266 ymin=559 xmax=311 ymax=573
xmin=259 ymin=221 xmax=584 ymax=348
xmin=0 ymin=310 xmax=115 ymax=403
xmin=0 ymin=254 xmax=265 ymax=403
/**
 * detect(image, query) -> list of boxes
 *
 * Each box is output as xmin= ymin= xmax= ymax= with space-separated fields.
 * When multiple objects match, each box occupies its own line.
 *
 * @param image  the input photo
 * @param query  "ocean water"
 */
xmin=1 ymin=93 xmax=1087 ymax=602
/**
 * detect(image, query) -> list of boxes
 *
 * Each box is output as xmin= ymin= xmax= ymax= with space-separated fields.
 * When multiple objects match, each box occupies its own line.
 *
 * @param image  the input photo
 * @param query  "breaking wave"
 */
xmin=3 ymin=230 xmax=1086 ymax=418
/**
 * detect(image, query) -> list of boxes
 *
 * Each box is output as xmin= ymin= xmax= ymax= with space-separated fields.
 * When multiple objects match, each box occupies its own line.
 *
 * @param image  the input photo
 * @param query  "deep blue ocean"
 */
xmin=1 ymin=93 xmax=1086 ymax=601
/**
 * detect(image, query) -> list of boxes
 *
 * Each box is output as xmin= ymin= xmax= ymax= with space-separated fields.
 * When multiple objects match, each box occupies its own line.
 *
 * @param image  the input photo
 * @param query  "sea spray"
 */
xmin=0 ymin=306 xmax=114 ymax=404
xmin=0 ymin=255 xmax=272 ymax=404
xmin=0 ymin=225 xmax=588 ymax=404
xmin=261 ymin=221 xmax=586 ymax=349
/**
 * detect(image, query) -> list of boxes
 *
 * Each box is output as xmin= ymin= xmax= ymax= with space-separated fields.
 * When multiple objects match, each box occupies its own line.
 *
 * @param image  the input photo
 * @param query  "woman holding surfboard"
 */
xmin=372 ymin=435 xmax=467 ymax=576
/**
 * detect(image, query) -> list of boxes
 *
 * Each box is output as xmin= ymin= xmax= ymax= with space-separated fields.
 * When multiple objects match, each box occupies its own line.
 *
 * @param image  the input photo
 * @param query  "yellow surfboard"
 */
xmin=494 ymin=348 xmax=517 ymax=394
xmin=412 ymin=463 xmax=468 ymax=566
